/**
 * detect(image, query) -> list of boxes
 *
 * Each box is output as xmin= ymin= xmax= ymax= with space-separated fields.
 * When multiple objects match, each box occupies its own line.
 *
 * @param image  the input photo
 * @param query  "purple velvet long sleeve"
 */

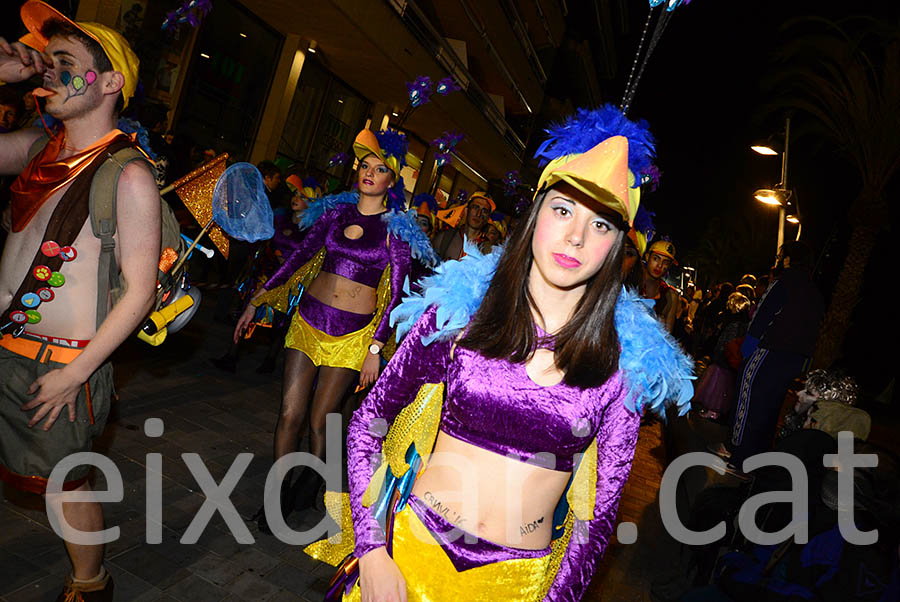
xmin=373 ymin=235 xmax=411 ymax=343
xmin=347 ymin=306 xmax=450 ymax=558
xmin=543 ymin=377 xmax=641 ymax=602
xmin=263 ymin=207 xmax=334 ymax=290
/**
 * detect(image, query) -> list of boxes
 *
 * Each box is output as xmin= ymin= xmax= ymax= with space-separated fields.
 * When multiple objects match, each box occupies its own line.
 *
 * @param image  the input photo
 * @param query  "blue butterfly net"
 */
xmin=212 ymin=163 xmax=274 ymax=242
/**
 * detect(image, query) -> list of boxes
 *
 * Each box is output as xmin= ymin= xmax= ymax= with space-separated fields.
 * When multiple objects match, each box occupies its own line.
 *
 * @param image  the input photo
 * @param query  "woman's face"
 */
xmin=357 ymin=154 xmax=394 ymax=197
xmin=486 ymin=225 xmax=501 ymax=243
xmin=415 ymin=214 xmax=432 ymax=235
xmin=291 ymin=194 xmax=308 ymax=213
xmin=530 ymin=185 xmax=620 ymax=291
xmin=622 ymin=241 xmax=640 ymax=277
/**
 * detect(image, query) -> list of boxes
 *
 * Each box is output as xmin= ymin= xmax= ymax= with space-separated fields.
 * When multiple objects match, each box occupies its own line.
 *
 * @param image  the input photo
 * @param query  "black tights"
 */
xmin=274 ymin=349 xmax=357 ymax=462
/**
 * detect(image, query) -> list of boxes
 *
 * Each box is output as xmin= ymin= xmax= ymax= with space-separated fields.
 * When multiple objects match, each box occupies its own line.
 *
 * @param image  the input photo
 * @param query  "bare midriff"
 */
xmin=411 ymin=430 xmax=571 ymax=550
xmin=305 ymin=270 xmax=378 ymax=316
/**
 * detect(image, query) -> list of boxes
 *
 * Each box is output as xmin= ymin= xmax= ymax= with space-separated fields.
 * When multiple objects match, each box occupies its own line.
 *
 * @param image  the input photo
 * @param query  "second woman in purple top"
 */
xmin=235 ymin=128 xmax=436 ymax=534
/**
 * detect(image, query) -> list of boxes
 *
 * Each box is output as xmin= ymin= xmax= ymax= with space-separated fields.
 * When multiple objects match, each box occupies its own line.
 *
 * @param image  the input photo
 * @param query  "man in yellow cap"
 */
xmin=431 ymin=191 xmax=494 ymax=261
xmin=0 ymin=3 xmax=159 ymax=599
xmin=640 ymin=239 xmax=679 ymax=332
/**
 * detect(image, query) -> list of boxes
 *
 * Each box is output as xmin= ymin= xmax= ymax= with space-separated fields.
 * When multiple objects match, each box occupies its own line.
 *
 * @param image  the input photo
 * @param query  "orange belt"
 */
xmin=0 ymin=333 xmax=85 ymax=364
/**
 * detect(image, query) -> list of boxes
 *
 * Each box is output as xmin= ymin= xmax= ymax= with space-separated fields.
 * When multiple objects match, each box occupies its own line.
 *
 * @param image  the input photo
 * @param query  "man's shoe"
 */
xmin=55 ymin=570 xmax=114 ymax=602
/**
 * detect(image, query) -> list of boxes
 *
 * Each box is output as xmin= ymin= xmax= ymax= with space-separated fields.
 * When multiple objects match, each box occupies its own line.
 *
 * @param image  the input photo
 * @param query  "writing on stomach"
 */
xmin=306 ymin=271 xmax=377 ymax=315
xmin=410 ymin=431 xmax=571 ymax=550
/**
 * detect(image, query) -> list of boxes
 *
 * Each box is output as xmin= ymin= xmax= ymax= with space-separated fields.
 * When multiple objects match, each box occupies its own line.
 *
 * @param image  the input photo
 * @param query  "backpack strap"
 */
xmin=25 ymin=132 xmax=50 ymax=166
xmin=89 ymin=146 xmax=153 ymax=327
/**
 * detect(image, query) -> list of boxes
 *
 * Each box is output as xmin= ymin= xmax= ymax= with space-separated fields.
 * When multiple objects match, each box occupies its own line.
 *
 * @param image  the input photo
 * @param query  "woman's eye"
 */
xmin=376 ymin=166 xmax=390 ymax=174
xmin=552 ymin=205 xmax=570 ymax=216
xmin=593 ymin=220 xmax=611 ymax=232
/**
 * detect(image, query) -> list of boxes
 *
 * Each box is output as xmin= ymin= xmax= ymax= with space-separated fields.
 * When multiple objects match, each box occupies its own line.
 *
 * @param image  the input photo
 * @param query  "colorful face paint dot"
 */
xmin=72 ymin=75 xmax=85 ymax=90
xmin=21 ymin=292 xmax=41 ymax=309
xmin=10 ymin=311 xmax=28 ymax=324
xmin=85 ymin=71 xmax=97 ymax=84
xmin=48 ymin=272 xmax=66 ymax=287
xmin=37 ymin=287 xmax=55 ymax=302
xmin=41 ymin=241 xmax=61 ymax=257
xmin=25 ymin=310 xmax=41 ymax=324
xmin=60 ymin=246 xmax=78 ymax=261
xmin=33 ymin=265 xmax=51 ymax=281
xmin=60 ymin=71 xmax=71 ymax=85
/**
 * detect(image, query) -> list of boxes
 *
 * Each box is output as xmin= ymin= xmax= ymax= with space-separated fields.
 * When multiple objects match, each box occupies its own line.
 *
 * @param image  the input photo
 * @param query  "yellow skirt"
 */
xmin=285 ymin=310 xmax=376 ymax=372
xmin=343 ymin=504 xmax=552 ymax=602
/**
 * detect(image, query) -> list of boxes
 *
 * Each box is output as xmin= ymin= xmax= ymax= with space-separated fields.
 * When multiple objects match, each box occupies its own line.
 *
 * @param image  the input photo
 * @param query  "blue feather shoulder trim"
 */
xmin=298 ymin=190 xmax=359 ymax=229
xmin=614 ymin=287 xmax=694 ymax=416
xmin=391 ymin=241 xmax=498 ymax=344
xmin=384 ymin=210 xmax=440 ymax=268
xmin=390 ymin=246 xmax=694 ymax=416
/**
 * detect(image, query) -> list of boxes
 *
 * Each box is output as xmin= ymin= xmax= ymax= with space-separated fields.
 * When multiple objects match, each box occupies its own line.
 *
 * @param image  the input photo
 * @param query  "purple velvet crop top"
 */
xmin=264 ymin=202 xmax=411 ymax=342
xmin=348 ymin=305 xmax=641 ymax=601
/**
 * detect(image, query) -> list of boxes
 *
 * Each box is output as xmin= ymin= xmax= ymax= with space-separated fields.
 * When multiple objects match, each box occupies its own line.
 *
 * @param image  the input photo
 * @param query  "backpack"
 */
xmin=27 ymin=135 xmax=187 ymax=333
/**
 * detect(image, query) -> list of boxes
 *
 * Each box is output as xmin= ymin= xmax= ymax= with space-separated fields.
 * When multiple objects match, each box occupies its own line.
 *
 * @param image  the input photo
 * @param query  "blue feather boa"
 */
xmin=384 ymin=210 xmax=439 ymax=267
xmin=297 ymin=191 xmax=439 ymax=267
xmin=390 ymin=243 xmax=693 ymax=417
xmin=297 ymin=190 xmax=359 ymax=229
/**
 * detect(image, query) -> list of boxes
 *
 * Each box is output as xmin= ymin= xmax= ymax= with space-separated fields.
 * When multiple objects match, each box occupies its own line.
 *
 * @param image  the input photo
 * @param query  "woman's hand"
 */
xmin=359 ymin=349 xmax=381 ymax=388
xmin=359 ymin=547 xmax=406 ymax=602
xmin=233 ymin=303 xmax=257 ymax=344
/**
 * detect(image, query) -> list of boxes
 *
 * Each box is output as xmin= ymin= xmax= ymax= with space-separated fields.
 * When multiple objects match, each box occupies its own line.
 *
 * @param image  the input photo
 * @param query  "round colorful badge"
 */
xmin=33 ymin=265 xmax=52 ymax=281
xmin=59 ymin=246 xmax=78 ymax=261
xmin=41 ymin=240 xmax=61 ymax=257
xmin=10 ymin=310 xmax=28 ymax=324
xmin=37 ymin=287 xmax=55 ymax=302
xmin=48 ymin=272 xmax=66 ymax=287
xmin=21 ymin=292 xmax=41 ymax=309
xmin=25 ymin=310 xmax=41 ymax=324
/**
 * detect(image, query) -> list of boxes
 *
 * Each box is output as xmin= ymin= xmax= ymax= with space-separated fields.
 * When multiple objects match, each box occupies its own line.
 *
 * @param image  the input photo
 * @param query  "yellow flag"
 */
xmin=171 ymin=154 xmax=230 ymax=258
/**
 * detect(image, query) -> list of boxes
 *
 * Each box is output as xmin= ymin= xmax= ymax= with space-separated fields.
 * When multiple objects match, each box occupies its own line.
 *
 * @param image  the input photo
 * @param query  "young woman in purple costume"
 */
xmin=330 ymin=107 xmax=693 ymax=601
xmin=235 ymin=129 xmax=434 ymax=534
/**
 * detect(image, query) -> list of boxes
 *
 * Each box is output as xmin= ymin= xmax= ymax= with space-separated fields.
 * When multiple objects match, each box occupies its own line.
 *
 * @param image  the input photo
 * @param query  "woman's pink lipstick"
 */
xmin=553 ymin=253 xmax=581 ymax=268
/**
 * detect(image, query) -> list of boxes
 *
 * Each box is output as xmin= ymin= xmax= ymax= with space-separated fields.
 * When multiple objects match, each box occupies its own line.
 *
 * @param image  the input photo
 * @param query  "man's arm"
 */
xmin=0 ymin=126 xmax=43 ymax=176
xmin=663 ymin=289 xmax=678 ymax=332
xmin=23 ymin=161 xmax=160 ymax=430
xmin=0 ymin=37 xmax=47 ymax=175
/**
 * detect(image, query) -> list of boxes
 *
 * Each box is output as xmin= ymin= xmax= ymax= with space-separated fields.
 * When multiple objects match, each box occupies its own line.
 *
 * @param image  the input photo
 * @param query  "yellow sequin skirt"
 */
xmin=285 ymin=309 xmax=376 ymax=372
xmin=342 ymin=502 xmax=552 ymax=602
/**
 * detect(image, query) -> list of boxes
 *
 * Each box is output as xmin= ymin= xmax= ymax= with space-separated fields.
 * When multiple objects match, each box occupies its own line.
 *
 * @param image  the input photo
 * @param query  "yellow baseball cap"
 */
xmin=469 ymin=191 xmax=496 ymax=212
xmin=20 ymin=1 xmax=139 ymax=109
xmin=648 ymin=240 xmax=677 ymax=264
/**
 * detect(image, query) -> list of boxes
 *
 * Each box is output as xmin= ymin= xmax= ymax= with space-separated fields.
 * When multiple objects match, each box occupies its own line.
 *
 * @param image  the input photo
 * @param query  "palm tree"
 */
xmin=767 ymin=17 xmax=900 ymax=369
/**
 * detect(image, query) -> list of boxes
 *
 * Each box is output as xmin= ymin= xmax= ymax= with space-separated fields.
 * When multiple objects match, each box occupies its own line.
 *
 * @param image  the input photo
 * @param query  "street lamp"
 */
xmin=751 ymin=117 xmax=791 ymax=257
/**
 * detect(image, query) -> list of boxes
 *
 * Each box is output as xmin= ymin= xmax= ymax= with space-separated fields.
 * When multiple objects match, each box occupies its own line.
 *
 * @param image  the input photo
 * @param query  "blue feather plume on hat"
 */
xmin=375 ymin=129 xmax=409 ymax=168
xmin=534 ymin=104 xmax=656 ymax=185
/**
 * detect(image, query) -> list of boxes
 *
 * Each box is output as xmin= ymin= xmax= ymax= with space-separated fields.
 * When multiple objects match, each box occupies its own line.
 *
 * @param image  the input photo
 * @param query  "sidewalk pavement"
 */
xmin=2 ymin=291 xmax=693 ymax=602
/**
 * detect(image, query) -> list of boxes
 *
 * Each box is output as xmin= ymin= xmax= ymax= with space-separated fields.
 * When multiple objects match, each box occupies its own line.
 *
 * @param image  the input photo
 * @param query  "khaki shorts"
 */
xmin=0 ymin=334 xmax=113 ymax=494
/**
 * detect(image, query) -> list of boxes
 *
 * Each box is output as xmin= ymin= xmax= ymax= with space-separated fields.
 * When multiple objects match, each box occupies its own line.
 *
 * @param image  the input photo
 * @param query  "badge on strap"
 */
xmin=21 ymin=292 xmax=41 ymax=309
xmin=60 ymin=246 xmax=78 ymax=261
xmin=33 ymin=265 xmax=52 ymax=281
xmin=41 ymin=240 xmax=61 ymax=257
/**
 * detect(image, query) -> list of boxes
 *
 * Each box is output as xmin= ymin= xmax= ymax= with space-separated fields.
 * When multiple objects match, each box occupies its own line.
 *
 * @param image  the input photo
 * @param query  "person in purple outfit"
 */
xmin=235 ymin=128 xmax=436 ymax=534
xmin=313 ymin=106 xmax=693 ymax=601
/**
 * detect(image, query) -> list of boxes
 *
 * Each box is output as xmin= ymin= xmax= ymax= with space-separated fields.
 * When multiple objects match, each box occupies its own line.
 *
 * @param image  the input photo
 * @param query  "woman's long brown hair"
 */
xmin=459 ymin=189 xmax=625 ymax=389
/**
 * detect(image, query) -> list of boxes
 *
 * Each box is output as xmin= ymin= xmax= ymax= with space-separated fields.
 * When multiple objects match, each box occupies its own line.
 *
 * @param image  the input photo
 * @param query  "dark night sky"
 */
xmin=605 ymin=0 xmax=899 ymax=283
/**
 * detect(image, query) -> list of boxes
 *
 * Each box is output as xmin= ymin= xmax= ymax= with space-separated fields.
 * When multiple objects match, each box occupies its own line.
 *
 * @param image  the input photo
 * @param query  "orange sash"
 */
xmin=10 ymin=128 xmax=129 ymax=232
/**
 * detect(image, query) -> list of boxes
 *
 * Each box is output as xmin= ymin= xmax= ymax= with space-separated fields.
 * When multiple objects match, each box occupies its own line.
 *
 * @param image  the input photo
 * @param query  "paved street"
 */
xmin=2 ymin=291 xmax=675 ymax=602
